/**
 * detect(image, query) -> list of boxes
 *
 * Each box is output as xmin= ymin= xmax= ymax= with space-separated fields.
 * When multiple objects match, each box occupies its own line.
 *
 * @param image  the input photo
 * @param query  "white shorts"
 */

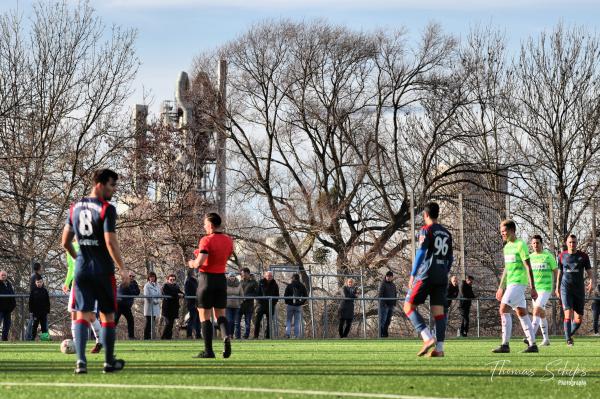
xmin=532 ymin=291 xmax=551 ymax=309
xmin=501 ymin=284 xmax=527 ymax=309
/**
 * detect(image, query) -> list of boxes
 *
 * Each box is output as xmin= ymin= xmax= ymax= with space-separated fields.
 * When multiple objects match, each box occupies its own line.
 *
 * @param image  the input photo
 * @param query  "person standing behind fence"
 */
xmin=238 ymin=268 xmax=258 ymax=339
xmin=339 ymin=278 xmax=358 ymax=338
xmin=592 ymin=282 xmax=600 ymax=336
xmin=254 ymin=271 xmax=279 ymax=339
xmin=459 ymin=276 xmax=475 ymax=337
xmin=161 ymin=274 xmax=184 ymax=339
xmin=446 ymin=276 xmax=459 ymax=316
xmin=0 ymin=271 xmax=16 ymax=341
xmin=116 ymin=271 xmax=139 ymax=340
xmin=143 ymin=272 xmax=160 ymax=340
xmin=226 ymin=272 xmax=243 ymax=339
xmin=30 ymin=262 xmax=43 ymax=292
xmin=284 ymin=273 xmax=307 ymax=339
xmin=184 ymin=269 xmax=201 ymax=339
xmin=378 ymin=271 xmax=397 ymax=338
xmin=29 ymin=276 xmax=50 ymax=341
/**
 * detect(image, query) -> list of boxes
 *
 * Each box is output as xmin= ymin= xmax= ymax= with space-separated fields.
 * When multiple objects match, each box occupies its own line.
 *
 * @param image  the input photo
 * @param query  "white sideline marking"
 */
xmin=0 ymin=382 xmax=454 ymax=399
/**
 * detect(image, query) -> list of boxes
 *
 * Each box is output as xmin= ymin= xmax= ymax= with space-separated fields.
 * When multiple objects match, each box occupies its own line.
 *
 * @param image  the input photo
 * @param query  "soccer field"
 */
xmin=0 ymin=338 xmax=597 ymax=399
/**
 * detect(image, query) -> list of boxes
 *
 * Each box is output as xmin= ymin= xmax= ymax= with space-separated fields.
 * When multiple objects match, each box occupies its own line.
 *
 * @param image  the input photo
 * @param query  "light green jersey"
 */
xmin=503 ymin=238 xmax=530 ymax=285
xmin=529 ymin=249 xmax=557 ymax=292
xmin=64 ymin=241 xmax=79 ymax=289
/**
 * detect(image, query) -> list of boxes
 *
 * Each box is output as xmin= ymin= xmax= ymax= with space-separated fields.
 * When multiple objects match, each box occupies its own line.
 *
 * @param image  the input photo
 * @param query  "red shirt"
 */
xmin=196 ymin=232 xmax=233 ymax=274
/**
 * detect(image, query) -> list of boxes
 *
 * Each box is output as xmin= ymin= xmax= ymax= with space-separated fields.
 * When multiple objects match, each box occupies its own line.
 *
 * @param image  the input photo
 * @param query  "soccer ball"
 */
xmin=60 ymin=339 xmax=76 ymax=354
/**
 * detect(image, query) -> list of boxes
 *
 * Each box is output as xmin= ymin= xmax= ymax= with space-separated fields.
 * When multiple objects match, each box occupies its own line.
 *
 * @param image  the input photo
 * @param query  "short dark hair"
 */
xmin=147 ymin=272 xmax=157 ymax=281
xmin=501 ymin=219 xmax=516 ymax=232
xmin=565 ymin=234 xmax=577 ymax=242
xmin=424 ymin=202 xmax=440 ymax=219
xmin=167 ymin=273 xmax=176 ymax=280
xmin=93 ymin=169 xmax=118 ymax=185
xmin=385 ymin=271 xmax=393 ymax=277
xmin=291 ymin=273 xmax=300 ymax=281
xmin=32 ymin=262 xmax=42 ymax=272
xmin=467 ymin=275 xmax=474 ymax=281
xmin=531 ymin=234 xmax=543 ymax=243
xmin=34 ymin=275 xmax=43 ymax=281
xmin=205 ymin=212 xmax=222 ymax=227
xmin=241 ymin=267 xmax=250 ymax=274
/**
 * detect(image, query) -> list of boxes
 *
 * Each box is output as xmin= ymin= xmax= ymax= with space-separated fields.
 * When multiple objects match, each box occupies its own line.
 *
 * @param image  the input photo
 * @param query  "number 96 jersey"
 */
xmin=415 ymin=223 xmax=453 ymax=284
xmin=66 ymin=197 xmax=117 ymax=275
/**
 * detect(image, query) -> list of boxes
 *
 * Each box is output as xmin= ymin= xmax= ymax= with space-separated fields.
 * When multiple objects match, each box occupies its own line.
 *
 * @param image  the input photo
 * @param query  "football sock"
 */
xmin=564 ymin=318 xmax=572 ymax=341
xmin=434 ymin=314 xmax=446 ymax=345
xmin=501 ymin=313 xmax=512 ymax=345
xmin=407 ymin=309 xmax=427 ymax=334
xmin=518 ymin=314 xmax=535 ymax=344
xmin=540 ymin=317 xmax=549 ymax=341
xmin=531 ymin=315 xmax=540 ymax=336
xmin=91 ymin=319 xmax=102 ymax=343
xmin=74 ymin=319 xmax=89 ymax=365
xmin=435 ymin=341 xmax=445 ymax=352
xmin=71 ymin=320 xmax=77 ymax=342
xmin=101 ymin=321 xmax=116 ymax=363
xmin=201 ymin=321 xmax=213 ymax=353
xmin=217 ymin=316 xmax=228 ymax=338
xmin=571 ymin=321 xmax=581 ymax=335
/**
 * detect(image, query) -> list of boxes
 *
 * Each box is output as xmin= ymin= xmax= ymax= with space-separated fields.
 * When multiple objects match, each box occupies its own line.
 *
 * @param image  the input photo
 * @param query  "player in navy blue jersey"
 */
xmin=61 ymin=169 xmax=130 ymax=374
xmin=404 ymin=202 xmax=453 ymax=357
xmin=556 ymin=235 xmax=595 ymax=346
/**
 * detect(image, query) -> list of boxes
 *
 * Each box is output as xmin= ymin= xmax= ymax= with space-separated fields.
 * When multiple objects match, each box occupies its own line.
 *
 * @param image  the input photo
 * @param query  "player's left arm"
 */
xmin=189 ymin=252 xmax=208 ymax=268
xmin=584 ymin=254 xmax=594 ymax=294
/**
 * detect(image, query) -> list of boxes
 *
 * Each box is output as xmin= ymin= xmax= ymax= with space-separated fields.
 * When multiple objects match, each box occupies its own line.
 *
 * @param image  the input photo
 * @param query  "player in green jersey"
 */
xmin=492 ymin=220 xmax=539 ymax=353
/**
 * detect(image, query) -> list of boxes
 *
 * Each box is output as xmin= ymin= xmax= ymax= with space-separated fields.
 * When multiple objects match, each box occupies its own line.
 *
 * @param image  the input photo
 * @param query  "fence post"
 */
xmin=410 ymin=192 xmax=416 ymax=265
xmin=323 ymin=299 xmax=328 ymax=338
xmin=476 ymin=299 xmax=480 ymax=338
xmin=268 ymin=298 xmax=273 ymax=339
xmin=360 ymin=267 xmax=367 ymax=339
xmin=308 ymin=274 xmax=316 ymax=339
xmin=458 ymin=193 xmax=466 ymax=281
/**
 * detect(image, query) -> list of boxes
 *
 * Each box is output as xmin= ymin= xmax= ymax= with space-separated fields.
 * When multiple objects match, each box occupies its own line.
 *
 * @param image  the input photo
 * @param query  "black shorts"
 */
xmin=560 ymin=285 xmax=585 ymax=315
xmin=72 ymin=272 xmax=117 ymax=314
xmin=405 ymin=278 xmax=447 ymax=306
xmin=196 ymin=272 xmax=227 ymax=309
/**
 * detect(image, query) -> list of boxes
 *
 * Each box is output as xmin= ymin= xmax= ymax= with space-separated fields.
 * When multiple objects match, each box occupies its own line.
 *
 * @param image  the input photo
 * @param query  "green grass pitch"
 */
xmin=0 ymin=337 xmax=598 ymax=399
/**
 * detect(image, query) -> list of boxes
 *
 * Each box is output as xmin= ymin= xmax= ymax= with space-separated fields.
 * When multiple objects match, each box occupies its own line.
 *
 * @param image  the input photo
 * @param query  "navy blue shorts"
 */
xmin=71 ymin=272 xmax=117 ymax=314
xmin=405 ymin=279 xmax=447 ymax=306
xmin=560 ymin=285 xmax=585 ymax=315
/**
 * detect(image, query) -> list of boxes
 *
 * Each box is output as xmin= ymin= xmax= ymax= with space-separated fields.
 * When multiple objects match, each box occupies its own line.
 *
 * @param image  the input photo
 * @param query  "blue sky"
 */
xmin=5 ymin=0 xmax=600 ymax=114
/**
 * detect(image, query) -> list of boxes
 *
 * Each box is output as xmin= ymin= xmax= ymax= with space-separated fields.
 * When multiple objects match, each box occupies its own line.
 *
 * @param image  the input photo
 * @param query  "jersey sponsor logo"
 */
xmin=504 ymin=254 xmax=516 ymax=263
xmin=531 ymin=262 xmax=547 ymax=270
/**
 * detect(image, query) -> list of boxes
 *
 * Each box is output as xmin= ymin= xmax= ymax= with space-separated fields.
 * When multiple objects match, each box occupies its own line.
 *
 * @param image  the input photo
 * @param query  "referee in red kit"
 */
xmin=188 ymin=213 xmax=234 ymax=358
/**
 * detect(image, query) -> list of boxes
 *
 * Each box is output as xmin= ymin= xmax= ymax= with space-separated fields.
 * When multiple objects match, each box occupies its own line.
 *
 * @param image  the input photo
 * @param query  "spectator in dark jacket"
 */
xmin=339 ymin=278 xmax=358 ymax=338
xmin=28 ymin=276 xmax=50 ymax=341
xmin=238 ymin=268 xmax=258 ymax=339
xmin=115 ymin=271 xmax=140 ymax=339
xmin=0 ymin=270 xmax=16 ymax=341
xmin=184 ymin=269 xmax=201 ymax=339
xmin=378 ymin=271 xmax=397 ymax=338
xmin=592 ymin=283 xmax=600 ymax=335
xmin=29 ymin=262 xmax=43 ymax=292
xmin=161 ymin=274 xmax=184 ymax=340
xmin=459 ymin=275 xmax=476 ymax=337
xmin=253 ymin=271 xmax=279 ymax=339
xmin=226 ymin=272 xmax=244 ymax=339
xmin=446 ymin=275 xmax=460 ymax=315
xmin=284 ymin=274 xmax=308 ymax=338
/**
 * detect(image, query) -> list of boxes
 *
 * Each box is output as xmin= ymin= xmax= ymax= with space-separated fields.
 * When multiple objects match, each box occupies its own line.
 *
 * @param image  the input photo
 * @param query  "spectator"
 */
xmin=115 ymin=271 xmax=140 ymax=339
xmin=592 ymin=282 xmax=600 ymax=336
xmin=459 ymin=275 xmax=476 ymax=337
xmin=378 ymin=271 xmax=397 ymax=338
xmin=143 ymin=272 xmax=161 ymax=340
xmin=253 ymin=271 xmax=279 ymax=339
xmin=184 ymin=269 xmax=201 ymax=339
xmin=238 ymin=268 xmax=258 ymax=339
xmin=0 ymin=270 xmax=16 ymax=341
xmin=339 ymin=278 xmax=358 ymax=338
xmin=446 ymin=275 xmax=460 ymax=315
xmin=284 ymin=273 xmax=308 ymax=338
xmin=30 ymin=262 xmax=43 ymax=292
xmin=161 ymin=273 xmax=184 ymax=339
xmin=28 ymin=275 xmax=50 ymax=341
xmin=225 ymin=272 xmax=243 ymax=339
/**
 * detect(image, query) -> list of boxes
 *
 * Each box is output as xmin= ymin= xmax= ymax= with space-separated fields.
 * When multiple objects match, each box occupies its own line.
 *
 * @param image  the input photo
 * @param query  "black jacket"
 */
xmin=378 ymin=280 xmax=397 ymax=307
xmin=447 ymin=283 xmax=459 ymax=300
xmin=0 ymin=280 xmax=16 ymax=313
xmin=339 ymin=286 xmax=358 ymax=320
xmin=184 ymin=276 xmax=198 ymax=310
xmin=29 ymin=286 xmax=50 ymax=317
xmin=117 ymin=280 xmax=140 ymax=308
xmin=241 ymin=278 xmax=259 ymax=305
xmin=257 ymin=278 xmax=279 ymax=309
xmin=284 ymin=280 xmax=308 ymax=306
xmin=161 ymin=283 xmax=183 ymax=318
xmin=460 ymin=281 xmax=475 ymax=308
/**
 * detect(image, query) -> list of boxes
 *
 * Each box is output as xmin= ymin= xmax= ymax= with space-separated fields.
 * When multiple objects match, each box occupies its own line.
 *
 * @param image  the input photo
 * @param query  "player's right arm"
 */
xmin=496 ymin=268 xmax=507 ymax=301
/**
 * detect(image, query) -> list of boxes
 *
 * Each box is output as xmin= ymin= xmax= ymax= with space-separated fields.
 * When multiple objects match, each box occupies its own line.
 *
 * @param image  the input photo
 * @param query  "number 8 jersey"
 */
xmin=65 ymin=197 xmax=117 ymax=275
xmin=415 ymin=223 xmax=454 ymax=284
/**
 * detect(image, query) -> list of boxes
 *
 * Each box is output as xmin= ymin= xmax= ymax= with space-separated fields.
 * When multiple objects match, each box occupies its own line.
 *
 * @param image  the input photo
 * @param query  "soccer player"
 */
xmin=556 ymin=234 xmax=595 ymax=346
xmin=493 ymin=220 xmax=538 ymax=353
xmin=61 ymin=169 xmax=130 ymax=374
xmin=188 ymin=213 xmax=234 ymax=358
xmin=63 ymin=239 xmax=103 ymax=353
xmin=526 ymin=234 xmax=558 ymax=346
xmin=404 ymin=202 xmax=453 ymax=357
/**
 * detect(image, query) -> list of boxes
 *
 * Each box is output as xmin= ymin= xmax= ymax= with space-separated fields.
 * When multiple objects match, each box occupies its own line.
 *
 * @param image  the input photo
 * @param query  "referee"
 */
xmin=188 ymin=213 xmax=234 ymax=358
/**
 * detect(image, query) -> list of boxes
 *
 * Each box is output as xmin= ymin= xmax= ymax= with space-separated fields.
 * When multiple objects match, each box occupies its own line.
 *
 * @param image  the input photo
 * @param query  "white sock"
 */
xmin=91 ymin=319 xmax=102 ymax=343
xmin=519 ymin=314 xmax=535 ymax=344
xmin=540 ymin=317 xmax=549 ymax=341
xmin=531 ymin=315 xmax=540 ymax=337
xmin=435 ymin=341 xmax=444 ymax=352
xmin=501 ymin=313 xmax=512 ymax=345
xmin=420 ymin=329 xmax=433 ymax=342
xmin=71 ymin=320 xmax=77 ymax=342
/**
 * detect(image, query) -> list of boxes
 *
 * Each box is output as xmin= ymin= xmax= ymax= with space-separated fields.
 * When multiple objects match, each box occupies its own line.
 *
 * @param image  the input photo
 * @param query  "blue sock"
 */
xmin=74 ymin=320 xmax=89 ymax=365
xmin=101 ymin=321 xmax=116 ymax=363
xmin=564 ymin=318 xmax=571 ymax=341
xmin=571 ymin=321 xmax=581 ymax=335
xmin=434 ymin=314 xmax=446 ymax=343
xmin=407 ymin=309 xmax=427 ymax=334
